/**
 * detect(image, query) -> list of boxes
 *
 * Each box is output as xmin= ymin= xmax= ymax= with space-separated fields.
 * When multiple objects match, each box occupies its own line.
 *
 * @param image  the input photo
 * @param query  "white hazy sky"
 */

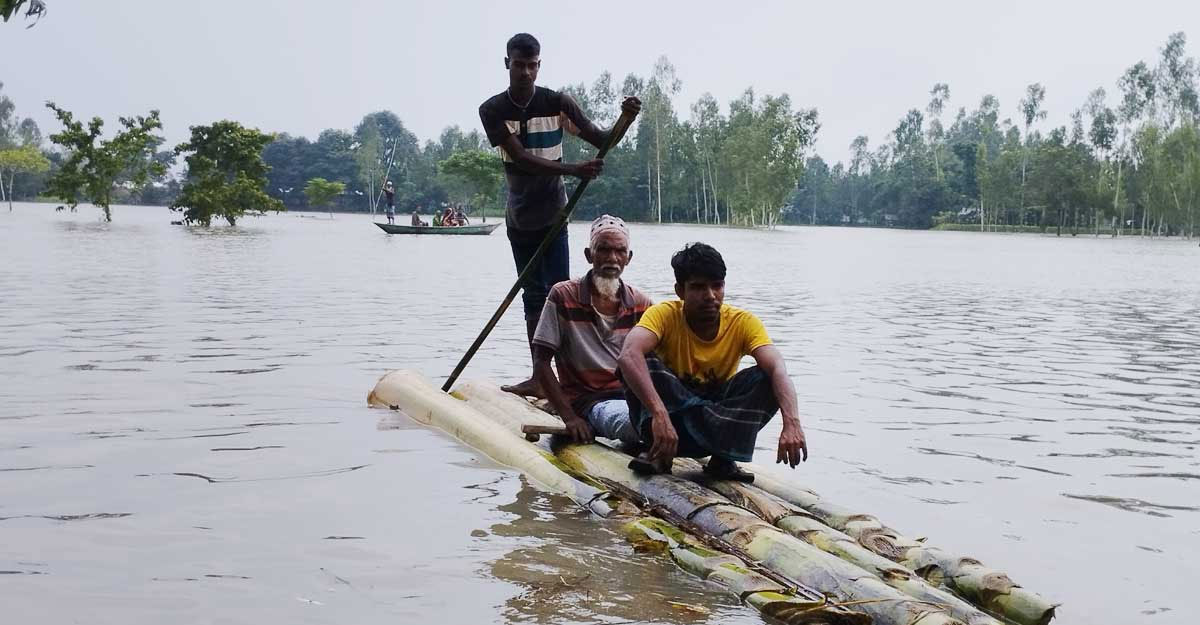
xmin=1 ymin=0 xmax=1196 ymax=163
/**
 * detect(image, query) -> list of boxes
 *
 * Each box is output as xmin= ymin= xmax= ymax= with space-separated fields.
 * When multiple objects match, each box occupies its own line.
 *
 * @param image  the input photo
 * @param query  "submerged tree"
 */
xmin=303 ymin=177 xmax=344 ymax=218
xmin=44 ymin=103 xmax=166 ymax=221
xmin=172 ymin=120 xmax=283 ymax=226
xmin=437 ymin=149 xmax=503 ymax=219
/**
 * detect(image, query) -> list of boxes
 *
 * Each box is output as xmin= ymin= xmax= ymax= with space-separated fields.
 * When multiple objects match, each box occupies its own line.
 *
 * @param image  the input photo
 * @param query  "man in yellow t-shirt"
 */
xmin=617 ymin=243 xmax=808 ymax=482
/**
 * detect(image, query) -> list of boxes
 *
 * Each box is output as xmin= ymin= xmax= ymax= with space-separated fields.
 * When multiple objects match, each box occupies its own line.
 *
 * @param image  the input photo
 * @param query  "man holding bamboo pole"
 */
xmin=479 ymin=32 xmax=641 ymax=398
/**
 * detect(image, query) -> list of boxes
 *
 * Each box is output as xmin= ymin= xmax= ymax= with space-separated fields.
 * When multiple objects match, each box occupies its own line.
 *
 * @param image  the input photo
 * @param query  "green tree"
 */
xmin=926 ymin=83 xmax=951 ymax=180
xmin=1 ymin=0 xmax=46 ymax=25
xmin=172 ymin=120 xmax=283 ymax=226
xmin=437 ymin=149 xmax=503 ymax=219
xmin=304 ymin=177 xmax=345 ymax=218
xmin=1018 ymin=83 xmax=1047 ymax=225
xmin=0 ymin=144 xmax=49 ymax=209
xmin=44 ymin=102 xmax=166 ymax=221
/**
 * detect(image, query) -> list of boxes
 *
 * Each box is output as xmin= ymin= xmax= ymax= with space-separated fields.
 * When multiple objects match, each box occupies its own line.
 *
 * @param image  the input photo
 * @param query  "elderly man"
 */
xmin=531 ymin=215 xmax=653 ymax=445
xmin=617 ymin=242 xmax=808 ymax=482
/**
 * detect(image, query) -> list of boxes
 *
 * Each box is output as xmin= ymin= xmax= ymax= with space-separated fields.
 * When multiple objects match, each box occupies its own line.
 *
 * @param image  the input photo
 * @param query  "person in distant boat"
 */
xmin=480 ymin=32 xmax=641 ymax=399
xmin=441 ymin=206 xmax=457 ymax=226
xmin=617 ymin=243 xmax=808 ymax=482
xmin=453 ymin=205 xmax=469 ymax=226
xmin=411 ymin=210 xmax=427 ymax=227
xmin=384 ymin=180 xmax=396 ymax=224
xmin=533 ymin=215 xmax=652 ymax=446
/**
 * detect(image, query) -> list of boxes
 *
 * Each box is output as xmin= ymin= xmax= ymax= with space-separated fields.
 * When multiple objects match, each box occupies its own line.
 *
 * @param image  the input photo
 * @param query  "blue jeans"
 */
xmin=508 ymin=225 xmax=569 ymax=341
xmin=587 ymin=399 xmax=640 ymax=446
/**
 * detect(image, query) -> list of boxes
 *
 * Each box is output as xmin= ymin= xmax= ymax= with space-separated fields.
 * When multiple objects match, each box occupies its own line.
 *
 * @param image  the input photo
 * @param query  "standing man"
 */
xmin=383 ymin=180 xmax=396 ymax=225
xmin=532 ymin=215 xmax=653 ymax=446
xmin=479 ymin=32 xmax=640 ymax=398
xmin=617 ymin=243 xmax=809 ymax=482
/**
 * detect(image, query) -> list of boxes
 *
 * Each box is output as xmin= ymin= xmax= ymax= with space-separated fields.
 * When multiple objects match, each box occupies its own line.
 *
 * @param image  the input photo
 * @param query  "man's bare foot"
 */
xmin=501 ymin=377 xmax=545 ymax=399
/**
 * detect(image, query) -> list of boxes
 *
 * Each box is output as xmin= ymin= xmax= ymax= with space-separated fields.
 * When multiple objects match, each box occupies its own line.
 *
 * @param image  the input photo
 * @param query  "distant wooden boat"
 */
xmin=374 ymin=222 xmax=500 ymax=235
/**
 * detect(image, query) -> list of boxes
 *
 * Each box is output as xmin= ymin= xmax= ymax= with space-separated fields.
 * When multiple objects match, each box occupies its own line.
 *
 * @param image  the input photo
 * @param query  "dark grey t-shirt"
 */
xmin=479 ymin=87 xmax=590 ymax=231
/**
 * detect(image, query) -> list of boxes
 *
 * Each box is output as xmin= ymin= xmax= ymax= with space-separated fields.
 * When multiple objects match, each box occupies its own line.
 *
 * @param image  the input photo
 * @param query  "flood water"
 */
xmin=2 ymin=203 xmax=1198 ymax=624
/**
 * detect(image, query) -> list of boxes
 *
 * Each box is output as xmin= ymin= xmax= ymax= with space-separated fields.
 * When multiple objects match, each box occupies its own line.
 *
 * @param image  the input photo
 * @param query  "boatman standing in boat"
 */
xmin=617 ymin=243 xmax=808 ymax=482
xmin=531 ymin=215 xmax=653 ymax=446
xmin=384 ymin=180 xmax=396 ymax=225
xmin=479 ymin=32 xmax=641 ymax=398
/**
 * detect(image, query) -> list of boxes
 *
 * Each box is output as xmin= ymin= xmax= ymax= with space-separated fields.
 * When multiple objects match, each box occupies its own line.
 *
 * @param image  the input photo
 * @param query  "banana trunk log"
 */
xmin=626 ymin=517 xmax=870 ymax=625
xmin=555 ymin=442 xmax=968 ymax=625
xmin=451 ymin=381 xmax=565 ymax=436
xmin=702 ymin=477 xmax=1003 ymax=625
xmin=367 ymin=370 xmax=619 ymax=517
xmin=744 ymin=468 xmax=1057 ymax=625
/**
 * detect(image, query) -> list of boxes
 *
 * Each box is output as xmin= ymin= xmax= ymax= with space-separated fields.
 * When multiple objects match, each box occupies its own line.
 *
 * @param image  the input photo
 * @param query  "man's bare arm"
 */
xmin=617 ymin=327 xmax=677 ymax=460
xmin=573 ymin=96 xmax=642 ymax=150
xmin=533 ymin=345 xmax=593 ymax=443
xmin=751 ymin=344 xmax=808 ymax=466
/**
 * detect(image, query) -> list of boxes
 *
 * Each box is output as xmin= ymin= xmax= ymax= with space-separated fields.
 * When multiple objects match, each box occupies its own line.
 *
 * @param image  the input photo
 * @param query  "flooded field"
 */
xmin=2 ymin=204 xmax=1197 ymax=624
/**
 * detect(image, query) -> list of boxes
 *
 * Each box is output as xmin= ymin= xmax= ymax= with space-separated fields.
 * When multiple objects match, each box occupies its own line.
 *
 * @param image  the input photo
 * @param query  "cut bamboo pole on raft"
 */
xmin=367 ymin=370 xmax=620 ymax=517
xmin=741 ymin=466 xmax=1058 ymax=625
xmin=552 ymin=441 xmax=969 ymax=625
xmin=441 ymin=110 xmax=636 ymax=392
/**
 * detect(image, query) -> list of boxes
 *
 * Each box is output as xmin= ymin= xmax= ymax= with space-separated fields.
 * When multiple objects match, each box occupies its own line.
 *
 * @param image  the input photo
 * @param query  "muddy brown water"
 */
xmin=2 ymin=204 xmax=1197 ymax=624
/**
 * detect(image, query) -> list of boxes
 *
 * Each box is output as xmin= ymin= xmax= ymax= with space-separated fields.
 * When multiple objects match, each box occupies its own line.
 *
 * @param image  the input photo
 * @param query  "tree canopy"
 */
xmin=44 ymin=102 xmax=166 ymax=221
xmin=5 ymin=32 xmax=1199 ymax=237
xmin=171 ymin=120 xmax=282 ymax=226
xmin=437 ymin=149 xmax=503 ymax=216
xmin=303 ymin=177 xmax=344 ymax=215
xmin=0 ymin=143 xmax=48 ymax=209
xmin=0 ymin=0 xmax=46 ymax=26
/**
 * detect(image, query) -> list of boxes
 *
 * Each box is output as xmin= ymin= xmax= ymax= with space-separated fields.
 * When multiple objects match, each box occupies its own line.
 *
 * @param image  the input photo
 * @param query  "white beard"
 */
xmin=592 ymin=275 xmax=621 ymax=299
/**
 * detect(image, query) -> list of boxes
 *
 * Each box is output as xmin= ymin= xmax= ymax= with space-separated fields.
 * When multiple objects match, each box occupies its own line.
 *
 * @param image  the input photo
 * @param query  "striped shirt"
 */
xmin=532 ymin=272 xmax=654 ymax=414
xmin=479 ymin=87 xmax=590 ymax=230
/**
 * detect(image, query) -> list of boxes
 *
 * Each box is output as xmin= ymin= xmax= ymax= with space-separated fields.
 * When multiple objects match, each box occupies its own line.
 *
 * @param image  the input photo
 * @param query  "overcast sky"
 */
xmin=1 ymin=0 xmax=1197 ymax=163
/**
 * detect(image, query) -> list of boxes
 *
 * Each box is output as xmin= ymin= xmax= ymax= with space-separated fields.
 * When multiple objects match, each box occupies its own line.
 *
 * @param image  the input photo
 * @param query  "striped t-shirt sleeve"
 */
xmin=478 ymin=101 xmax=511 ymax=148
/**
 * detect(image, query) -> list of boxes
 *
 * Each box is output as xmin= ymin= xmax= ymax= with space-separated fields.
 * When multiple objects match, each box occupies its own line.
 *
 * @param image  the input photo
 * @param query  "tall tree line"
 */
xmin=791 ymin=32 xmax=1200 ymax=235
xmin=3 ymin=32 xmax=1198 ymax=234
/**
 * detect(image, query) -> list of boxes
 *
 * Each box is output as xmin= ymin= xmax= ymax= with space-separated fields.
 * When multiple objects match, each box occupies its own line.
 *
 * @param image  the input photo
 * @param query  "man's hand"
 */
xmin=621 ymin=96 xmax=642 ymax=118
xmin=573 ymin=159 xmax=604 ymax=179
xmin=777 ymin=423 xmax=808 ymax=468
xmin=562 ymin=415 xmax=595 ymax=444
xmin=649 ymin=411 xmax=678 ymax=462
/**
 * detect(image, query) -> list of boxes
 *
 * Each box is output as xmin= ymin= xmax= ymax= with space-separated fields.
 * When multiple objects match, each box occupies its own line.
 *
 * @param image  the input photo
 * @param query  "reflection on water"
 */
xmin=485 ymin=476 xmax=752 ymax=625
xmin=2 ymin=205 xmax=1198 ymax=624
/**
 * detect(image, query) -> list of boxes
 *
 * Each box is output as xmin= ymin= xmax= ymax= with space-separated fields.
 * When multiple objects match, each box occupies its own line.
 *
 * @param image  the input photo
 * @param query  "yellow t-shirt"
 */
xmin=636 ymin=301 xmax=772 ymax=388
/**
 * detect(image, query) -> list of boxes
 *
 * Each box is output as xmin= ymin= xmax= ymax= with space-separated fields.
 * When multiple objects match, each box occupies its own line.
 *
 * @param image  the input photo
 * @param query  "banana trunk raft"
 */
xmin=369 ymin=370 xmax=1058 ymax=625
